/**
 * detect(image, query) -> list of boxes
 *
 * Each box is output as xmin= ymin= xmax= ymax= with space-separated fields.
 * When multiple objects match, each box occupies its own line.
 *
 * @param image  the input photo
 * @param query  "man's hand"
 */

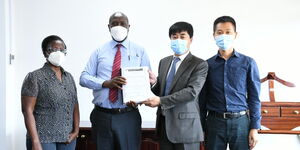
xmin=66 ymin=131 xmax=79 ymax=144
xmin=126 ymin=101 xmax=140 ymax=107
xmin=102 ymin=76 xmax=126 ymax=89
xmin=148 ymin=70 xmax=157 ymax=85
xmin=143 ymin=96 xmax=160 ymax=107
xmin=249 ymin=129 xmax=258 ymax=149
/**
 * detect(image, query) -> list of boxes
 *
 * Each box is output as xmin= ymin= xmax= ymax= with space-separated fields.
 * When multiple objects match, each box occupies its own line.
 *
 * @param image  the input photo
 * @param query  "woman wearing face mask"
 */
xmin=21 ymin=35 xmax=79 ymax=150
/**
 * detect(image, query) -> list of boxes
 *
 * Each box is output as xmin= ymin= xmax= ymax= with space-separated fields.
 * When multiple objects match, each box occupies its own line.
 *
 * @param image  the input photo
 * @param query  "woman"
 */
xmin=21 ymin=35 xmax=79 ymax=150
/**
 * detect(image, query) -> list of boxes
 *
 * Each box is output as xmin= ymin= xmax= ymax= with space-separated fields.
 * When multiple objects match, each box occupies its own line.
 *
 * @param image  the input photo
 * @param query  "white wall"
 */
xmin=3 ymin=0 xmax=300 ymax=149
xmin=0 ymin=0 xmax=15 ymax=149
xmin=0 ymin=0 xmax=7 ymax=149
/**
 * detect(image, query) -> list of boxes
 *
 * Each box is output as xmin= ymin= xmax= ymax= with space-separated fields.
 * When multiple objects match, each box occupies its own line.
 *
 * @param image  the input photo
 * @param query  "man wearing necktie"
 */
xmin=80 ymin=12 xmax=151 ymax=150
xmin=144 ymin=22 xmax=208 ymax=150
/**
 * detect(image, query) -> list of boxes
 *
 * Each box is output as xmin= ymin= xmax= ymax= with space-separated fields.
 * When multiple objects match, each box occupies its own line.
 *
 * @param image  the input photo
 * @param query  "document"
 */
xmin=121 ymin=66 xmax=152 ymax=104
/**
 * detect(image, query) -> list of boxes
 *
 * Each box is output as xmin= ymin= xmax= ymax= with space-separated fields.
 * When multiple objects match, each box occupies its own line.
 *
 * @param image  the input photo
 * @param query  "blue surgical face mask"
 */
xmin=170 ymin=39 xmax=188 ymax=55
xmin=215 ymin=34 xmax=235 ymax=51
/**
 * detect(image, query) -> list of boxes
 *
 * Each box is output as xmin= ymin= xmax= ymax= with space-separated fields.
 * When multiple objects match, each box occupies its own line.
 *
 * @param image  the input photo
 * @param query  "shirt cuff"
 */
xmin=250 ymin=119 xmax=261 ymax=129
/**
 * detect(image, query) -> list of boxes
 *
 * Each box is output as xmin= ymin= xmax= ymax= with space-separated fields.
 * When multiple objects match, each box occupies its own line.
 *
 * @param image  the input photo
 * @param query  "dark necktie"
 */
xmin=164 ymin=57 xmax=180 ymax=96
xmin=109 ymin=44 xmax=122 ymax=103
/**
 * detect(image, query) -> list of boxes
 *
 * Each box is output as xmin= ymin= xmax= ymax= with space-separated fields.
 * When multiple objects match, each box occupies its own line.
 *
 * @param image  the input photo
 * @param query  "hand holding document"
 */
xmin=143 ymin=96 xmax=160 ymax=107
xmin=121 ymin=67 xmax=153 ymax=104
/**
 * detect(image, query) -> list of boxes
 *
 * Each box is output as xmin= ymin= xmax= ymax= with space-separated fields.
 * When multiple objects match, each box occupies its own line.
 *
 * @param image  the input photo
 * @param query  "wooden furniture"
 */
xmin=260 ymin=72 xmax=295 ymax=102
xmin=259 ymin=72 xmax=300 ymax=134
xmin=76 ymin=126 xmax=96 ymax=150
xmin=260 ymin=102 xmax=300 ymax=134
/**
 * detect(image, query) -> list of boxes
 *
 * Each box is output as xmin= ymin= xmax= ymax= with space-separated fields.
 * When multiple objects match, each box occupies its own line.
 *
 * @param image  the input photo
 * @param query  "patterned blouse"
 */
xmin=21 ymin=63 xmax=78 ymax=143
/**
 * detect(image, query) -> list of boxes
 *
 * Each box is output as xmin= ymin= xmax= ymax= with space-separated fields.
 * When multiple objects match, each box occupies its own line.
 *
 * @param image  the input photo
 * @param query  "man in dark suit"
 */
xmin=144 ymin=22 xmax=208 ymax=150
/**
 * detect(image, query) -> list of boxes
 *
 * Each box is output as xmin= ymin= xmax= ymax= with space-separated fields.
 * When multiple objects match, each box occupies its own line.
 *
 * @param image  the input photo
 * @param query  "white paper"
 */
xmin=121 ymin=66 xmax=152 ymax=104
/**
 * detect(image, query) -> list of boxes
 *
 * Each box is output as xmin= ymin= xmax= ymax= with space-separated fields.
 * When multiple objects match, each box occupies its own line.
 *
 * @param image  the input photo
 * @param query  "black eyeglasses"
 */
xmin=46 ymin=48 xmax=67 ymax=54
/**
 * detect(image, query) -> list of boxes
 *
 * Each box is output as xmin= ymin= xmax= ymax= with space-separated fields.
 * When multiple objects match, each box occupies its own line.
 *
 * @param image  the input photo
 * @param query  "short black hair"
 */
xmin=169 ymin=21 xmax=193 ymax=38
xmin=213 ymin=16 xmax=236 ymax=32
xmin=41 ymin=35 xmax=66 ymax=57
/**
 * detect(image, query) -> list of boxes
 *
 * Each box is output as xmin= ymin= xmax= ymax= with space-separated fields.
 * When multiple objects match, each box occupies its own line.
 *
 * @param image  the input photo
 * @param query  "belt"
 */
xmin=209 ymin=110 xmax=248 ymax=119
xmin=94 ymin=105 xmax=137 ymax=114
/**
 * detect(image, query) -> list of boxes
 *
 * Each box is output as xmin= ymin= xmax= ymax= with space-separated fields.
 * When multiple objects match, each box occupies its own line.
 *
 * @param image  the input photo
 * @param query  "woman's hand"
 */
xmin=66 ymin=131 xmax=78 ymax=144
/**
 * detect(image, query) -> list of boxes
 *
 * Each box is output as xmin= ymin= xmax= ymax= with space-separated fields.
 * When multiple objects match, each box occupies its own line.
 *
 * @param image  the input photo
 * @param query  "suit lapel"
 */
xmin=169 ymin=53 xmax=193 ymax=92
xmin=160 ymin=56 xmax=173 ymax=95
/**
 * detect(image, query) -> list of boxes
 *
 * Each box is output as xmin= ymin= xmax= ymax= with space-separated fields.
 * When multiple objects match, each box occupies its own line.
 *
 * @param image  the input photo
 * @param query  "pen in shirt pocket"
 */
xmin=128 ymin=54 xmax=139 ymax=61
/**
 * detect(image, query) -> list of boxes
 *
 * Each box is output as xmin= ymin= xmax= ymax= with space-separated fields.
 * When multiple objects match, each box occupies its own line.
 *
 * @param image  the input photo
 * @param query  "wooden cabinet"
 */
xmin=139 ymin=128 xmax=160 ymax=150
xmin=76 ymin=127 xmax=96 ymax=150
xmin=260 ymin=102 xmax=300 ymax=134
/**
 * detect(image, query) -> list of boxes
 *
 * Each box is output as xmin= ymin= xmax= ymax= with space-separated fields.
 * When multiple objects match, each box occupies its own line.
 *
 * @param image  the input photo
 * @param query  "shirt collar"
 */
xmin=174 ymin=50 xmax=190 ymax=61
xmin=110 ymin=38 xmax=129 ymax=50
xmin=215 ymin=49 xmax=240 ymax=60
xmin=43 ymin=62 xmax=67 ymax=75
xmin=232 ymin=49 xmax=240 ymax=57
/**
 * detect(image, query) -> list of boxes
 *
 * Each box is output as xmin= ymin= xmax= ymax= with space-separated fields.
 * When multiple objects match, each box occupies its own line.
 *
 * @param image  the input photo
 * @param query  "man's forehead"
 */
xmin=48 ymin=40 xmax=63 ymax=46
xmin=114 ymin=12 xmax=123 ymax=17
xmin=216 ymin=22 xmax=234 ymax=28
xmin=110 ymin=13 xmax=128 ymax=22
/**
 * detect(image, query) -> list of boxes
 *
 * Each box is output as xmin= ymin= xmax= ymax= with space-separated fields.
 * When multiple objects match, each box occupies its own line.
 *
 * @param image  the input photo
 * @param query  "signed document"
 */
xmin=121 ymin=66 xmax=152 ymax=104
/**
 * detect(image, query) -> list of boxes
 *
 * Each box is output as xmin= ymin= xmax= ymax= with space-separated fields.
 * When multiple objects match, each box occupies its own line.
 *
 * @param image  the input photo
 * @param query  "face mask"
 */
xmin=47 ymin=51 xmax=65 ymax=67
xmin=170 ymin=39 xmax=188 ymax=55
xmin=215 ymin=34 xmax=235 ymax=51
xmin=110 ymin=26 xmax=128 ymax=42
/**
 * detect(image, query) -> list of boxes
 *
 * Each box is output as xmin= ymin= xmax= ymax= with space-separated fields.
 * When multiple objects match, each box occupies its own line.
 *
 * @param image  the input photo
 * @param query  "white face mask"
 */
xmin=110 ymin=26 xmax=128 ymax=42
xmin=47 ymin=51 xmax=65 ymax=67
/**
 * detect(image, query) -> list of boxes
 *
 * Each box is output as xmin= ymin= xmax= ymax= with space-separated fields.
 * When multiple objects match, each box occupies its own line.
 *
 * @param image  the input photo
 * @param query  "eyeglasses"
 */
xmin=46 ymin=48 xmax=67 ymax=54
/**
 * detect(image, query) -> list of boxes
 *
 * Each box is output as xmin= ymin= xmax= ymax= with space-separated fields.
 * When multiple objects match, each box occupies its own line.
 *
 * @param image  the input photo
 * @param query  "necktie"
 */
xmin=164 ymin=57 xmax=180 ymax=96
xmin=109 ymin=44 xmax=122 ymax=103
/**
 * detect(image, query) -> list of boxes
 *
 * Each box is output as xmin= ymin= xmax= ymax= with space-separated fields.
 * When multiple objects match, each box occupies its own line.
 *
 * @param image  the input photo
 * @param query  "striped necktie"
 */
xmin=109 ymin=44 xmax=122 ymax=103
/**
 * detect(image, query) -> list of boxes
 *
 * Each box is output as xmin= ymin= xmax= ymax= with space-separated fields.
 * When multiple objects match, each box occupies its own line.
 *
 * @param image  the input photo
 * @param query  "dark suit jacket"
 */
xmin=152 ymin=52 xmax=208 ymax=143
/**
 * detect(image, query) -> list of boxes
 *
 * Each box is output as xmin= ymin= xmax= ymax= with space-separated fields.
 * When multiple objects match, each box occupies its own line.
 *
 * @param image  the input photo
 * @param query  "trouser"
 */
xmin=158 ymin=115 xmax=200 ymax=150
xmin=26 ymin=138 xmax=76 ymax=150
xmin=205 ymin=113 xmax=250 ymax=150
xmin=90 ymin=107 xmax=141 ymax=150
